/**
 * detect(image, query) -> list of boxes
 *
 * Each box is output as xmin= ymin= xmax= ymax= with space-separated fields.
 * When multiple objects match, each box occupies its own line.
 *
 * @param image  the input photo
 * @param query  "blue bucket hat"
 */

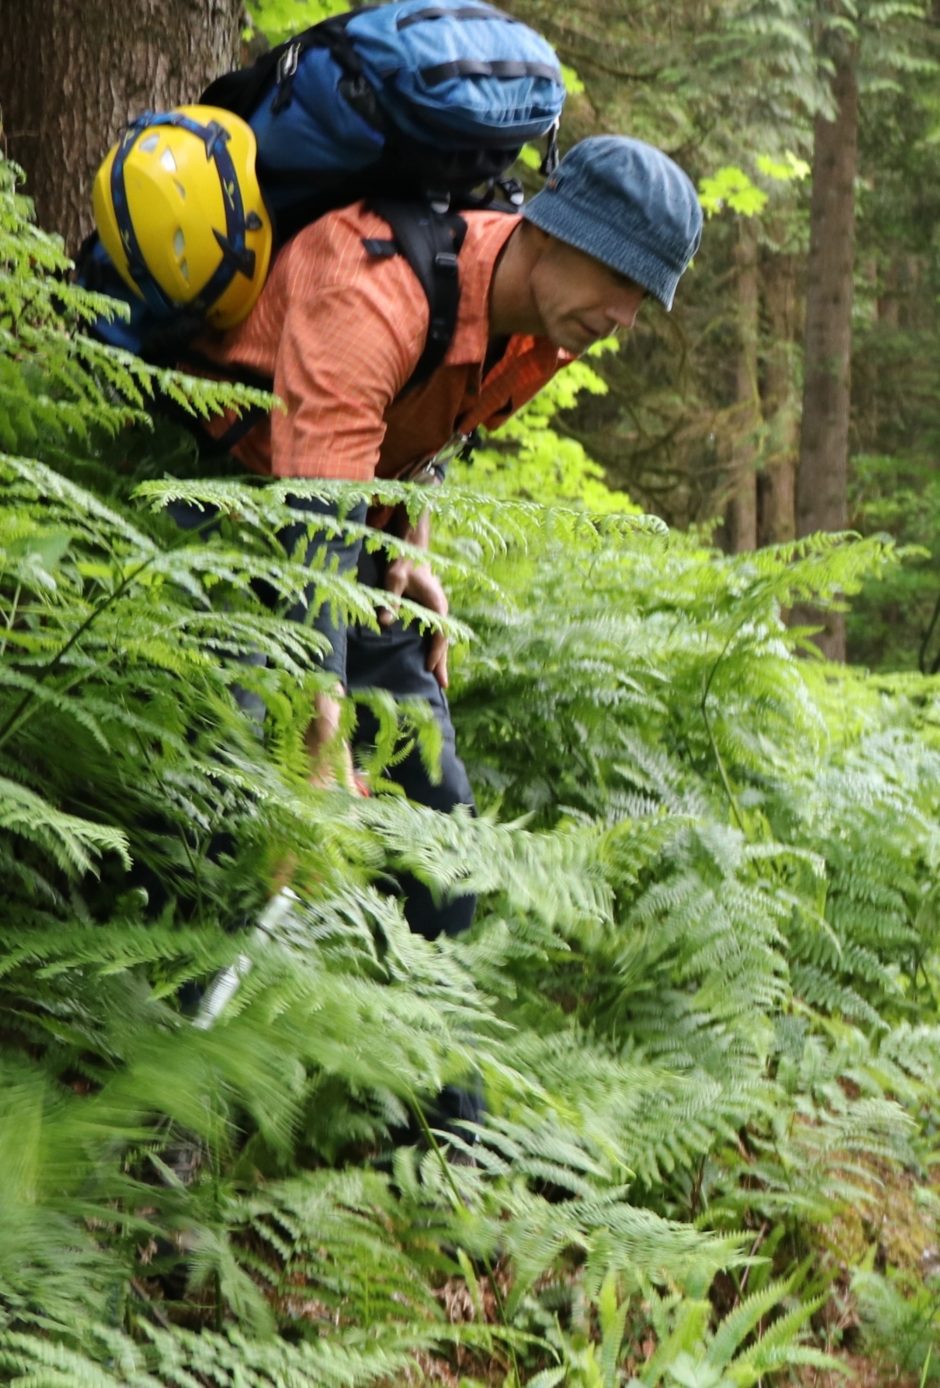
xmin=522 ymin=135 xmax=703 ymax=310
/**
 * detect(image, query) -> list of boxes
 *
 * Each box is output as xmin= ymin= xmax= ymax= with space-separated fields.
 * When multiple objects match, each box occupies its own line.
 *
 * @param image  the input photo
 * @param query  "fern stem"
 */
xmin=407 ymin=1093 xmax=471 ymax=1212
xmin=737 ymin=1220 xmax=769 ymax=1301
xmin=0 ymin=582 xmax=22 ymax=660
xmin=130 ymin=1277 xmax=172 ymax=1329
xmin=699 ymin=678 xmax=746 ymax=835
xmin=406 ymin=1093 xmax=521 ymax=1385
xmin=698 ymin=598 xmax=770 ymax=834
xmin=0 ymin=505 xmax=222 ymax=751
xmin=0 ymin=547 xmax=162 ymax=750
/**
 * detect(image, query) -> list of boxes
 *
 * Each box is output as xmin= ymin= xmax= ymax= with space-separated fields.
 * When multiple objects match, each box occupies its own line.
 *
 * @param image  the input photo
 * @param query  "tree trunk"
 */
xmin=0 ymin=0 xmax=242 ymax=253
xmin=759 ymin=243 xmax=799 ymax=546
xmin=793 ymin=34 xmax=858 ymax=661
xmin=876 ymin=255 xmax=900 ymax=330
xmin=726 ymin=218 xmax=760 ymax=553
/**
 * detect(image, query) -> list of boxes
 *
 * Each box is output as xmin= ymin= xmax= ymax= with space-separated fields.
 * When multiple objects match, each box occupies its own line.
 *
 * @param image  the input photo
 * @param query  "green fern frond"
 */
xmin=0 ymin=775 xmax=130 ymax=874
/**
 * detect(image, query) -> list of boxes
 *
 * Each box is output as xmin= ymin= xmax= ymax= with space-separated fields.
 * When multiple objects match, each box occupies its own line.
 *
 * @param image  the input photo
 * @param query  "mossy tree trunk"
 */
xmin=794 ymin=26 xmax=858 ymax=661
xmin=0 ymin=0 xmax=242 ymax=253
xmin=759 ymin=241 xmax=800 ymax=547
xmin=725 ymin=218 xmax=760 ymax=553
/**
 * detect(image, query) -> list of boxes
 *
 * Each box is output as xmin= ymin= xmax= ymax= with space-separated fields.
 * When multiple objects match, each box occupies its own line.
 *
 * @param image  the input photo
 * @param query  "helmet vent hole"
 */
xmin=173 ymin=179 xmax=186 ymax=200
xmin=179 ymin=258 xmax=190 ymax=284
xmin=173 ymin=228 xmax=187 ymax=262
xmin=160 ymin=147 xmax=178 ymax=173
xmin=139 ymin=134 xmax=159 ymax=154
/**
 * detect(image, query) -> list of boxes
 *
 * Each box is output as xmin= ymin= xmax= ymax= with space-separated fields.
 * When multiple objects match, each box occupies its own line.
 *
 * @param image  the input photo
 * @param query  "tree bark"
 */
xmin=0 ymin=0 xmax=242 ymax=253
xmin=793 ymin=34 xmax=858 ymax=661
xmin=726 ymin=218 xmax=760 ymax=553
xmin=759 ymin=243 xmax=799 ymax=546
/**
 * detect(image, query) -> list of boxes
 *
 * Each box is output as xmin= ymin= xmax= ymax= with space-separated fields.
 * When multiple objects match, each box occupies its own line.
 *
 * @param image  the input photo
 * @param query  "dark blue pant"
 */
xmin=169 ymin=497 xmax=477 ymax=941
xmin=346 ymin=551 xmax=477 ymax=942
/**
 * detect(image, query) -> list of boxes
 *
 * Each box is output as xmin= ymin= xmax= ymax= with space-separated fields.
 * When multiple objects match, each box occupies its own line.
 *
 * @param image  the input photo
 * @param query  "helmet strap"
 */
xmin=110 ymin=109 xmax=255 ymax=317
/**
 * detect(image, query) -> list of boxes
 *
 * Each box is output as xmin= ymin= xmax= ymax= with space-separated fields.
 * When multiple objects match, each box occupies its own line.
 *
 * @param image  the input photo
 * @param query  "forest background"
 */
xmin=1 ymin=0 xmax=940 ymax=1384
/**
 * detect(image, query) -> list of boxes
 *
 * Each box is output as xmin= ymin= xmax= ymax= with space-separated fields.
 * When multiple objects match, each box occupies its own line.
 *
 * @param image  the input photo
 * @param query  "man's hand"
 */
xmin=378 ymin=557 xmax=449 ymax=688
xmin=378 ymin=507 xmax=449 ymax=689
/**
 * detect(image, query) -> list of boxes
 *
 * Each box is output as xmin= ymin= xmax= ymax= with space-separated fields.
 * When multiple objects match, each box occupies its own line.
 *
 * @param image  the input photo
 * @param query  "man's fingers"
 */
xmin=384 ymin=560 xmax=409 ymax=595
xmin=378 ymin=558 xmax=411 ymax=626
xmin=409 ymin=569 xmax=448 ymax=617
xmin=426 ymin=630 xmax=449 ymax=688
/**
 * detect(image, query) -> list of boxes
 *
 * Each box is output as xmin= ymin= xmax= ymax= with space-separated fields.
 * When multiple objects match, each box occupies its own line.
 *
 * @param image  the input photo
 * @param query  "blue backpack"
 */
xmin=81 ymin=0 xmax=565 ymax=382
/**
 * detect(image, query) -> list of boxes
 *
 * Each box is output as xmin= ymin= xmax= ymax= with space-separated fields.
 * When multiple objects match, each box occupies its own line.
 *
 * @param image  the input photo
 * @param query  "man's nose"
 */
xmin=607 ymin=288 xmax=643 ymax=331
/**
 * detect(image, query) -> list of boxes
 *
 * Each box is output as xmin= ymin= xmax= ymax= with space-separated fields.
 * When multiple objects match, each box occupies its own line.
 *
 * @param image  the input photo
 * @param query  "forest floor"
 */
xmin=795 ymin=1357 xmax=919 ymax=1386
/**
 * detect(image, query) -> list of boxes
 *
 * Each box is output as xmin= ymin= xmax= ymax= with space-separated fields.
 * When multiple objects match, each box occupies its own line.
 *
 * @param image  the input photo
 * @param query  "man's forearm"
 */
xmin=304 ymin=688 xmax=355 ymax=788
xmin=276 ymin=495 xmax=365 ymax=787
xmin=397 ymin=504 xmax=432 ymax=551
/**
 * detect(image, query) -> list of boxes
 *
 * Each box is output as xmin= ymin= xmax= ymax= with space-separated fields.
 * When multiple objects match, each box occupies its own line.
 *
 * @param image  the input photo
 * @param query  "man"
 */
xmin=194 ymin=134 xmax=703 ymax=942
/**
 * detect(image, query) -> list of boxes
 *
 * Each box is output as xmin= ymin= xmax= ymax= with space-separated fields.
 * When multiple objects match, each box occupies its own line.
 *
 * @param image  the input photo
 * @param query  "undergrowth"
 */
xmin=2 ymin=146 xmax=939 ymax=1385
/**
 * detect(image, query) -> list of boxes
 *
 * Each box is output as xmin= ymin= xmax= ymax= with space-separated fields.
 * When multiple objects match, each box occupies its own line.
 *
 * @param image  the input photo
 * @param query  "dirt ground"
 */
xmin=794 ymin=1353 xmax=920 ymax=1386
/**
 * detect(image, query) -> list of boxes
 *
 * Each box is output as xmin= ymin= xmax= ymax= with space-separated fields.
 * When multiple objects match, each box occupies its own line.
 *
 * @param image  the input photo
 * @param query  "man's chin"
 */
xmin=554 ymin=322 xmax=599 ymax=353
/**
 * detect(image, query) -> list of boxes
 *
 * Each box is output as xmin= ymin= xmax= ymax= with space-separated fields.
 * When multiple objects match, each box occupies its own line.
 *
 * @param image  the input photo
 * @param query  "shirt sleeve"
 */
xmin=269 ymin=222 xmax=430 ymax=482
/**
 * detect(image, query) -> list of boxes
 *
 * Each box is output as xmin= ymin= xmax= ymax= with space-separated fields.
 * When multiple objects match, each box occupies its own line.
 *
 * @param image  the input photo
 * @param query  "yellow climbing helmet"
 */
xmin=92 ymin=104 xmax=272 ymax=330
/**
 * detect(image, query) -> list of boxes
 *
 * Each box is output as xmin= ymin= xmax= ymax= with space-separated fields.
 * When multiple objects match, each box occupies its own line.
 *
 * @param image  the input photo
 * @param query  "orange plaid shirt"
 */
xmin=194 ymin=202 xmax=567 ymax=483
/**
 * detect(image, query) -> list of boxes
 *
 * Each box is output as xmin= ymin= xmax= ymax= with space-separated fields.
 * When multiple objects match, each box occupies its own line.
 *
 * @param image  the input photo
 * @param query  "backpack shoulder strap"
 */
xmin=365 ymin=198 xmax=468 ymax=390
xmin=178 ymin=200 xmax=489 ymax=456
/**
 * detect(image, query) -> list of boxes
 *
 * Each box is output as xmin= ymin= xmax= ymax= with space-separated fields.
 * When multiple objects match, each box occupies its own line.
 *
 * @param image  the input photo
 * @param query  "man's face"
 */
xmin=528 ymin=235 xmax=646 ymax=353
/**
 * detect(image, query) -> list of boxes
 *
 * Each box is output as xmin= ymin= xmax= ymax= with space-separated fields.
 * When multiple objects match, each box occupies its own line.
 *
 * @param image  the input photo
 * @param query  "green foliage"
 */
xmin=699 ymin=167 xmax=769 ymax=219
xmin=699 ymin=154 xmax=809 ymax=219
xmin=245 ymin=0 xmax=348 ymax=47
xmin=447 ymin=389 xmax=940 ymax=1377
xmin=846 ymin=454 xmax=940 ymax=672
xmin=3 ymin=128 xmax=940 ymax=1388
xmin=853 ymin=1266 xmax=940 ymax=1381
xmin=623 ymin=1274 xmax=839 ymax=1386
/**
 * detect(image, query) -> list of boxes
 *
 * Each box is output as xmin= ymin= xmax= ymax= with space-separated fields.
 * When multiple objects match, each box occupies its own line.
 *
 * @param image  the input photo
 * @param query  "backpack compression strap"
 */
xmin=110 ymin=110 xmax=262 ymax=319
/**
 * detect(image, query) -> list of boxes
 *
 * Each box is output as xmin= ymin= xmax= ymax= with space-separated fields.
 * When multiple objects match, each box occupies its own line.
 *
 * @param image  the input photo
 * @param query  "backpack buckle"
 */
xmin=497 ymin=176 xmax=525 ymax=208
xmin=277 ymin=40 xmax=301 ymax=85
xmin=539 ymin=119 xmax=560 ymax=177
xmin=272 ymin=40 xmax=301 ymax=111
xmin=433 ymin=251 xmax=459 ymax=276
